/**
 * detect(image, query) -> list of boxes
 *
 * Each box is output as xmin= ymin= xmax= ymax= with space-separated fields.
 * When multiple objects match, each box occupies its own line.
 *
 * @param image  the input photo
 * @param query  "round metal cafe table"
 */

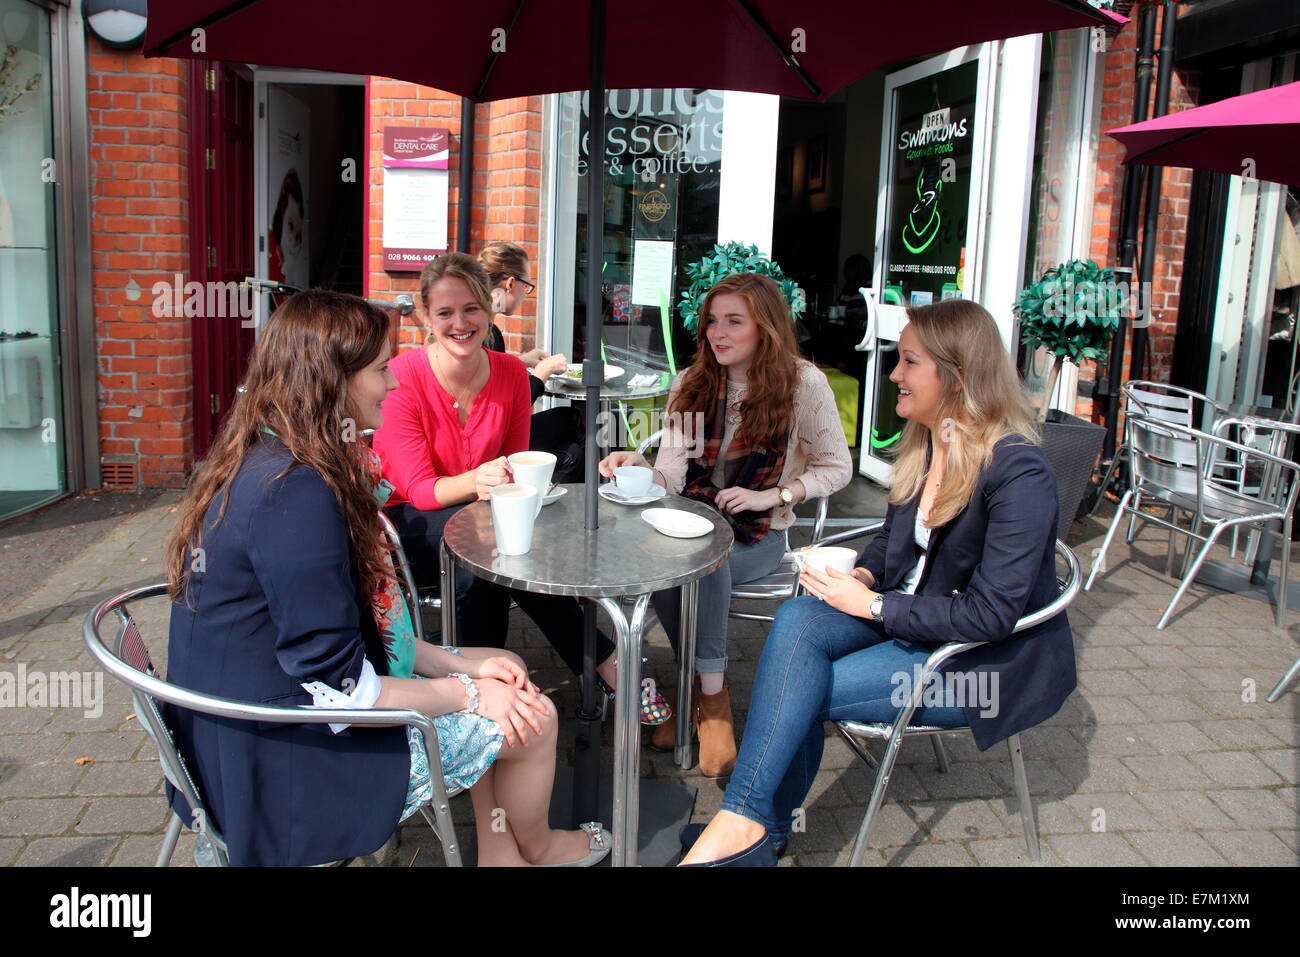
xmin=439 ymin=485 xmax=733 ymax=866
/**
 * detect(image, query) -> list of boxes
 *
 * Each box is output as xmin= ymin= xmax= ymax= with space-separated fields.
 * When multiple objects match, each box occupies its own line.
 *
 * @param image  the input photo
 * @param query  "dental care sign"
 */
xmin=382 ymin=126 xmax=450 ymax=271
xmin=881 ymin=59 xmax=979 ymax=306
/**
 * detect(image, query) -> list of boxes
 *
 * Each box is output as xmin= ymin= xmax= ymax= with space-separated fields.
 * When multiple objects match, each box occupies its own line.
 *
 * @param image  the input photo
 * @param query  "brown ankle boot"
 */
xmin=649 ymin=693 xmax=677 ymax=752
xmin=694 ymin=677 xmax=737 ymax=778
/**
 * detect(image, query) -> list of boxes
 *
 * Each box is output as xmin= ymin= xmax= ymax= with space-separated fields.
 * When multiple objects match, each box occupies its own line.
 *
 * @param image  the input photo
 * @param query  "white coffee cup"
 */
xmin=794 ymin=546 xmax=857 ymax=576
xmin=613 ymin=465 xmax=653 ymax=497
xmin=508 ymin=450 xmax=556 ymax=516
xmin=490 ymin=483 xmax=540 ymax=555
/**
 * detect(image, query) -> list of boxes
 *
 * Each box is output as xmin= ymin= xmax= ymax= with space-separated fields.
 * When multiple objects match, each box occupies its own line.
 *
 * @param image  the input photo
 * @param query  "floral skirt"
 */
xmin=399 ymin=653 xmax=505 ymax=821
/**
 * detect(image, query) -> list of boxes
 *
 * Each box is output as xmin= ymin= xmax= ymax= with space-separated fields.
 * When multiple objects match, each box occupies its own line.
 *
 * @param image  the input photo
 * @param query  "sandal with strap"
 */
xmin=596 ymin=675 xmax=673 ymax=726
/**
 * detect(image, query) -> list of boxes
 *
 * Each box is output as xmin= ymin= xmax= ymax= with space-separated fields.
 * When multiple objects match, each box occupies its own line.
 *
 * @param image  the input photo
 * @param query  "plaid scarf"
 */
xmin=681 ymin=386 xmax=788 ymax=545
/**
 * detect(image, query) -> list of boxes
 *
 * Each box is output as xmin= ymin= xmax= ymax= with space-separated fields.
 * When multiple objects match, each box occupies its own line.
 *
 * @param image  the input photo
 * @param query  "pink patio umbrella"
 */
xmin=1108 ymin=80 xmax=1300 ymax=188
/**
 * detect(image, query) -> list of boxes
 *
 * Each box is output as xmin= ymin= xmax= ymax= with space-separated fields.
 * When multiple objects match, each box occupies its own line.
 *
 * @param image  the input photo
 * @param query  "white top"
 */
xmin=653 ymin=360 xmax=853 ymax=531
xmin=899 ymin=509 xmax=932 ymax=595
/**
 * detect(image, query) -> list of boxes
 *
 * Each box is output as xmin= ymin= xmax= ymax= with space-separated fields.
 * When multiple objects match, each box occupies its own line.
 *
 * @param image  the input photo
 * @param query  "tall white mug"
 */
xmin=507 ymin=451 xmax=557 ymax=517
xmin=490 ymin=483 xmax=540 ymax=555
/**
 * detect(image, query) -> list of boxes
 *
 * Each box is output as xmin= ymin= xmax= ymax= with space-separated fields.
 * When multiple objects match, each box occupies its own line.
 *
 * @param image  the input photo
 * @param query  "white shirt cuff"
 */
xmin=301 ymin=659 xmax=383 ymax=733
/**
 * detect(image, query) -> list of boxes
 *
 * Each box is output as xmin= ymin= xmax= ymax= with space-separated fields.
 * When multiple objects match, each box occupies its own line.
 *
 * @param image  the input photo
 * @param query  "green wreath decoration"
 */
xmin=677 ymin=242 xmax=806 ymax=334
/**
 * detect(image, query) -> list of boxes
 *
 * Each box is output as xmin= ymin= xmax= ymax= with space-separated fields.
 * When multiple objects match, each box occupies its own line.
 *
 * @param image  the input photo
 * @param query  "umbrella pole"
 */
xmin=572 ymin=0 xmax=607 ymax=834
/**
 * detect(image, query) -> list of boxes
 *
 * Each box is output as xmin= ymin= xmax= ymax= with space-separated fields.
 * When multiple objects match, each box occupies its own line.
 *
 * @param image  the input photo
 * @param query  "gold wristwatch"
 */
xmin=777 ymin=486 xmax=794 ymax=505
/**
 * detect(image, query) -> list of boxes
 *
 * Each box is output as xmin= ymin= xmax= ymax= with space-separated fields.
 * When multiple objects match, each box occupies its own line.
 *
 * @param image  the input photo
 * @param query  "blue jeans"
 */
xmin=651 ymin=529 xmax=788 ymax=675
xmin=721 ymin=596 xmax=967 ymax=844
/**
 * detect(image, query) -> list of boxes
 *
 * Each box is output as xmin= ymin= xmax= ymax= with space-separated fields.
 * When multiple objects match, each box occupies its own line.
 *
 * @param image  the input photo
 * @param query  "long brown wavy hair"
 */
xmin=165 ymin=290 xmax=393 ymax=606
xmin=668 ymin=272 xmax=801 ymax=449
xmin=889 ymin=299 xmax=1038 ymax=527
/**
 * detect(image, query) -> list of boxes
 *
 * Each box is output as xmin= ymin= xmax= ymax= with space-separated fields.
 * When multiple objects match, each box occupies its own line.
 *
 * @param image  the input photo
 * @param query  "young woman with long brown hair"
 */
xmin=600 ymin=272 xmax=852 ymax=776
xmin=679 ymin=300 xmax=1074 ymax=866
xmin=165 ymin=290 xmax=610 ymax=866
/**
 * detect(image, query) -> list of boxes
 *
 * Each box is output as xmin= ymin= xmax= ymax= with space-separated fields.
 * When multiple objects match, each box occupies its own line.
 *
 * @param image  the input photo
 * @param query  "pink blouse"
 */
xmin=374 ymin=346 xmax=531 ymax=510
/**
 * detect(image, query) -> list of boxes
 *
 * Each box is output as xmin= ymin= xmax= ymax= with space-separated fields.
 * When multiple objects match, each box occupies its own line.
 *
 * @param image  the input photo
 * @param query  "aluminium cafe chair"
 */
xmin=82 ymin=584 xmax=464 ymax=866
xmin=825 ymin=535 xmax=1082 ymax=865
xmin=1086 ymin=413 xmax=1300 ymax=629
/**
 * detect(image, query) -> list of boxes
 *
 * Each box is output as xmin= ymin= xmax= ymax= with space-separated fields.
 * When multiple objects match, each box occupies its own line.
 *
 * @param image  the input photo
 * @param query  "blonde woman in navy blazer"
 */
xmin=680 ymin=300 xmax=1074 ymax=866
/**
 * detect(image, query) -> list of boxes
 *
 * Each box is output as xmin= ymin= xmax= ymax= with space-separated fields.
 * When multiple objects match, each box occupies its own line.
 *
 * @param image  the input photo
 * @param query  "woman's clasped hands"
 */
xmin=458 ymin=655 xmax=551 ymax=748
xmin=798 ymin=562 xmax=880 ymax=619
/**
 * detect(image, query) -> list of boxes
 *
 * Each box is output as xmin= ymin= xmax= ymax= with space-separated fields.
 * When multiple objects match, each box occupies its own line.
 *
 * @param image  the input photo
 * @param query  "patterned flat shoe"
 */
xmin=543 ymin=822 xmax=612 ymax=867
xmin=596 ymin=675 xmax=673 ymax=726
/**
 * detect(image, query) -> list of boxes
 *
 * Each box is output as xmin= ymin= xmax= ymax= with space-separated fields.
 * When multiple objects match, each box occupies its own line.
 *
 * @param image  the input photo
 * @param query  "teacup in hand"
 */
xmin=794 ymin=546 xmax=857 ymax=576
xmin=613 ymin=465 xmax=653 ymax=497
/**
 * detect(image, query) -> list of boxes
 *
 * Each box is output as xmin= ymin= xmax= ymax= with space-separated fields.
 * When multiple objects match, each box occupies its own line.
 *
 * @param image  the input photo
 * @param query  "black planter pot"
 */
xmin=1038 ymin=409 xmax=1106 ymax=542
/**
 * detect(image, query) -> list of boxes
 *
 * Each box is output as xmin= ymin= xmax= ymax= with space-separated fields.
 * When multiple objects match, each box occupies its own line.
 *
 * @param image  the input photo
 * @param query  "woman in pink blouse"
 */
xmin=374 ymin=253 xmax=650 ymax=717
xmin=600 ymin=273 xmax=852 ymax=776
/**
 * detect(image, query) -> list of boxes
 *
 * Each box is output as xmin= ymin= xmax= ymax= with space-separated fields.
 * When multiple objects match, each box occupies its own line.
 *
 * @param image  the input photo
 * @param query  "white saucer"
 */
xmin=598 ymin=483 xmax=667 ymax=506
xmin=642 ymin=508 xmax=714 ymax=539
xmin=541 ymin=485 xmax=568 ymax=506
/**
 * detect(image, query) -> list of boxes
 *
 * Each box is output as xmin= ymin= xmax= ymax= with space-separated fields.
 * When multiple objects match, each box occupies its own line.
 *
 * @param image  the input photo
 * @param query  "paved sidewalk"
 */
xmin=0 ymin=491 xmax=1296 ymax=866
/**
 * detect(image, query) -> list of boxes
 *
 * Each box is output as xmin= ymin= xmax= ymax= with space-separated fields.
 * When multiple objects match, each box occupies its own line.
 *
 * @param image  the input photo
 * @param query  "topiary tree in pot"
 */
xmin=1012 ymin=258 xmax=1125 ymax=538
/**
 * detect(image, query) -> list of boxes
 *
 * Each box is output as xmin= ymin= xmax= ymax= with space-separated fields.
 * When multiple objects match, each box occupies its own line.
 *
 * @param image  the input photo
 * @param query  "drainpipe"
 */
xmin=457 ymin=97 xmax=473 ymax=252
xmin=1132 ymin=1 xmax=1177 ymax=381
xmin=1102 ymin=2 xmax=1157 ymax=461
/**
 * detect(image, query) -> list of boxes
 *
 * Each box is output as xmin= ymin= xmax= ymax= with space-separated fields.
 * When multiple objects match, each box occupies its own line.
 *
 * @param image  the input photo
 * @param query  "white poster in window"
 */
xmin=631 ymin=240 xmax=674 ymax=307
xmin=267 ymin=87 xmax=311 ymax=291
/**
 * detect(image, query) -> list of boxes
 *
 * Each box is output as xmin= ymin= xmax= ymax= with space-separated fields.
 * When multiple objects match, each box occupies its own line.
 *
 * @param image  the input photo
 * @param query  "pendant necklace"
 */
xmin=435 ymin=344 xmax=482 ymax=412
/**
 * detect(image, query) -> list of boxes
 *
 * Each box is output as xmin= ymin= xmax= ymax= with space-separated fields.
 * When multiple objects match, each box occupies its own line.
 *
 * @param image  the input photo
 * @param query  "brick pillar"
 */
xmin=87 ymin=43 xmax=190 ymax=488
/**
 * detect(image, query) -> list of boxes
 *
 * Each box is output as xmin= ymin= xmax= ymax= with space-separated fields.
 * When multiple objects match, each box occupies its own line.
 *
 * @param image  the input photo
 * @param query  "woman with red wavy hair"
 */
xmin=600 ymin=273 xmax=851 ymax=776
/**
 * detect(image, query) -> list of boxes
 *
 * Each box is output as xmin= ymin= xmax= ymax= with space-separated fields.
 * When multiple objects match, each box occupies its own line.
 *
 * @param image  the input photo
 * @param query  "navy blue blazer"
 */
xmin=166 ymin=437 xmax=409 ymax=866
xmin=860 ymin=437 xmax=1076 ymax=750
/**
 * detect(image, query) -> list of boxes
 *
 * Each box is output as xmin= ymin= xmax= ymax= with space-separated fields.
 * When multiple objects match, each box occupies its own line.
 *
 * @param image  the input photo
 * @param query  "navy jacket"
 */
xmin=166 ymin=437 xmax=408 ymax=866
xmin=861 ymin=437 xmax=1076 ymax=750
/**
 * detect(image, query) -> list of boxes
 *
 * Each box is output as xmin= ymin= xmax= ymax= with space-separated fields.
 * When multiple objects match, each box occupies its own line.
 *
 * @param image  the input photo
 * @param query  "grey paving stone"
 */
xmin=1078 ymin=646 xmax=1147 ymax=670
xmin=75 ymin=795 xmax=167 ymax=835
xmin=0 ymin=706 xmax=53 ymax=733
xmin=1274 ymin=829 xmax=1298 ymax=853
xmin=1256 ymin=749 xmax=1300 ymax=784
xmin=1046 ymin=832 xmax=1145 ymax=866
xmin=1132 ymin=722 xmax=1221 ymax=753
xmin=1197 ymin=718 xmax=1291 ymax=750
xmin=909 ymin=799 xmax=1010 ymax=842
xmin=1129 ymin=645 xmax=1201 ymax=669
xmin=0 ymin=836 xmax=23 ymax=865
xmin=0 ymin=731 xmax=68 ymax=764
xmin=1071 ymin=725 xmax=1151 ymax=757
xmin=1205 ymin=789 xmax=1298 ymax=830
xmin=1053 ymin=756 xmax=1143 ymax=794
xmin=787 ymin=806 xmax=847 ymax=853
xmin=985 ymin=758 xmax=1076 ymax=800
xmin=874 ymin=839 xmax=977 ymax=867
xmin=831 ymin=802 xmax=927 ymax=848
xmin=1123 ymin=831 xmax=1229 ymax=866
xmin=837 ymin=760 xmax=928 ymax=803
xmin=1077 ymin=670 xmax=1151 ymax=697
xmin=1275 ymin=785 xmax=1298 ymax=810
xmin=1187 ymin=750 xmax=1285 ymax=787
xmin=1129 ymin=692 xmax=1217 ymax=722
xmin=1132 ymin=790 xmax=1240 ymax=831
xmin=1129 ymin=668 xmax=1212 ymax=694
xmin=987 ymin=794 xmax=1088 ymax=836
xmin=15 ymin=835 xmax=118 ymax=866
xmin=1201 ymin=829 xmax=1299 ymax=866
xmin=789 ymin=849 xmax=849 ymax=866
xmin=54 ymin=730 xmax=145 ymax=763
xmin=109 ymin=831 xmax=192 ymax=866
xmin=912 ymin=762 xmax=1003 ymax=800
xmin=1259 ymin=718 xmax=1300 ymax=747
xmin=1061 ymin=792 xmax=1166 ymax=832
xmin=968 ymin=835 xmax=1060 ymax=865
xmin=73 ymin=760 xmax=162 ymax=796
xmin=0 ymin=761 xmax=84 ymax=798
xmin=0 ymin=797 xmax=86 ymax=835
xmin=1072 ymin=695 xmax=1147 ymax=726
xmin=1120 ymin=755 xmax=1216 ymax=790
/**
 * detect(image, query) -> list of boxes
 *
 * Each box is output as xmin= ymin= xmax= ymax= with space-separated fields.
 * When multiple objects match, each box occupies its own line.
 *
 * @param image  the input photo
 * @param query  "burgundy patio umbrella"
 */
xmin=1108 ymin=80 xmax=1300 ymax=188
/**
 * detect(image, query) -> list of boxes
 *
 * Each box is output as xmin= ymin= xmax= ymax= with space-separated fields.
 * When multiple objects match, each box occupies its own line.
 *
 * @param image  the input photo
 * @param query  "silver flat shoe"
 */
xmin=543 ymin=821 xmax=612 ymax=867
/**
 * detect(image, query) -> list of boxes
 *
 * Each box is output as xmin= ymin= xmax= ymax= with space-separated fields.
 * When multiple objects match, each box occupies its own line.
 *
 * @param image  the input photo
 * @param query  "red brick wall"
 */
xmin=1080 ymin=14 xmax=1200 ymax=418
xmin=364 ymin=82 xmax=544 ymax=355
xmin=87 ymin=43 xmax=190 ymax=488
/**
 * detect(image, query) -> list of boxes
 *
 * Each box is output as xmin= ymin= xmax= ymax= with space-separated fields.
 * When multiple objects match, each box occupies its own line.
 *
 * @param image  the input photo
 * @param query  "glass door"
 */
xmin=0 ymin=0 xmax=64 ymax=519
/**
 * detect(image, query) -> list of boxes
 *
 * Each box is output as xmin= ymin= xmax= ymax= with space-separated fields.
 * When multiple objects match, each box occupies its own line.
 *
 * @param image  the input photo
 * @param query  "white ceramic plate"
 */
xmin=549 ymin=362 xmax=625 ymax=386
xmin=642 ymin=508 xmax=714 ymax=539
xmin=541 ymin=485 xmax=568 ymax=506
xmin=598 ymin=483 xmax=667 ymax=506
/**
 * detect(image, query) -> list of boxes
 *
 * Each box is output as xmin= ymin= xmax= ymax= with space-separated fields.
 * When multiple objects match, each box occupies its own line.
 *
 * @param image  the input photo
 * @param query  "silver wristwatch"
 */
xmin=449 ymin=672 xmax=479 ymax=714
xmin=869 ymin=596 xmax=884 ymax=620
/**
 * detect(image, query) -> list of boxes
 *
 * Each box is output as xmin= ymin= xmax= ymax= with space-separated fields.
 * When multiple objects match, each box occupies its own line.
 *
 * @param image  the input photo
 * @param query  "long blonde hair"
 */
xmin=890 ymin=300 xmax=1038 ymax=527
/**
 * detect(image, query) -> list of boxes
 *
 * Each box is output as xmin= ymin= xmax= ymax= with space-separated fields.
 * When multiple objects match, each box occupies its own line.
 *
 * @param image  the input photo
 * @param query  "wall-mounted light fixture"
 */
xmin=83 ymin=0 xmax=148 ymax=51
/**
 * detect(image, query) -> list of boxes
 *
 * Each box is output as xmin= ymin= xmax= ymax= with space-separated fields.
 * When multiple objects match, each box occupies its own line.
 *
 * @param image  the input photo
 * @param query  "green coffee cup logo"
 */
xmin=902 ymin=172 xmax=942 ymax=254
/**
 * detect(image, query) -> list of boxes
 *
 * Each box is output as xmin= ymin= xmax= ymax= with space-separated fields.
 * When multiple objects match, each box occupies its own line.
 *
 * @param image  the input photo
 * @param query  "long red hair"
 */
xmin=165 ymin=290 xmax=392 ymax=606
xmin=668 ymin=272 xmax=801 ymax=448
